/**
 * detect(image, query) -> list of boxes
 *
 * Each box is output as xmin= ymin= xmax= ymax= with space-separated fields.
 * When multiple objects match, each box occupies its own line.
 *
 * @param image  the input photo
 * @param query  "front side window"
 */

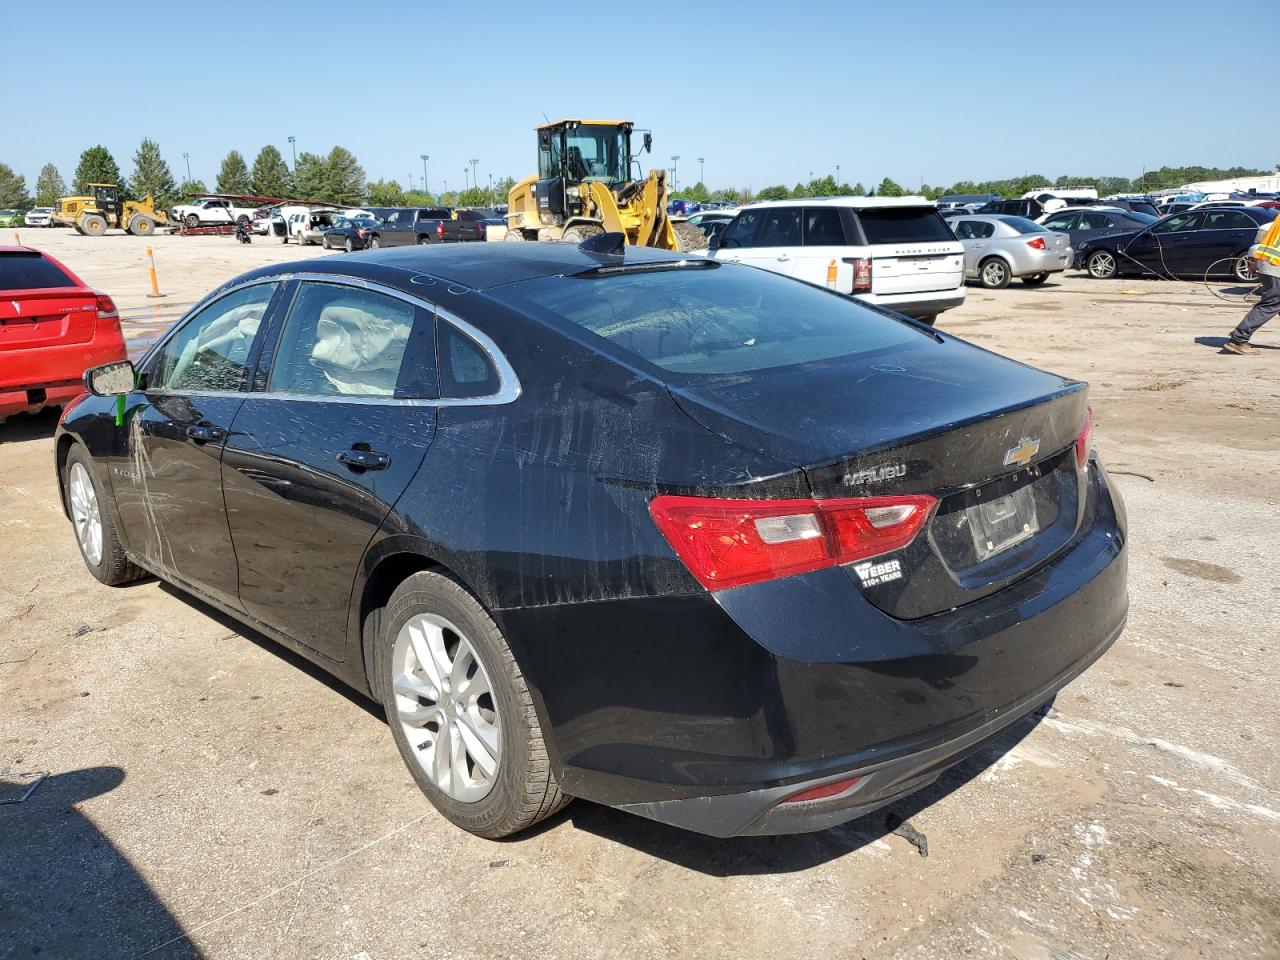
xmin=1151 ymin=213 xmax=1200 ymax=235
xmin=720 ymin=210 xmax=760 ymax=248
xmin=149 ymin=283 xmax=278 ymax=392
xmin=268 ymin=282 xmax=435 ymax=398
xmin=756 ymin=207 xmax=802 ymax=247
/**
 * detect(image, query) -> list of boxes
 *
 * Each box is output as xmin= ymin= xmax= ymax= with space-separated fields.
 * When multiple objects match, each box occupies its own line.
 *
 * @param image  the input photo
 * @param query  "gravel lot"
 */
xmin=2 ymin=230 xmax=1278 ymax=960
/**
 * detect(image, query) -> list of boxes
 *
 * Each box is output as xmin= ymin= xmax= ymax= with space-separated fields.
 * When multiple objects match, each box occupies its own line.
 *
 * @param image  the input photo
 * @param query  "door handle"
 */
xmin=337 ymin=447 xmax=390 ymax=471
xmin=186 ymin=422 xmax=226 ymax=443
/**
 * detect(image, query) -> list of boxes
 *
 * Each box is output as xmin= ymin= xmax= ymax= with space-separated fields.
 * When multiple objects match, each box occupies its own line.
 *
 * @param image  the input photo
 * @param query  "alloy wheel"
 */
xmin=391 ymin=613 xmax=501 ymax=802
xmin=69 ymin=462 xmax=103 ymax=566
xmin=982 ymin=260 xmax=1008 ymax=287
xmin=1089 ymin=251 xmax=1116 ymax=279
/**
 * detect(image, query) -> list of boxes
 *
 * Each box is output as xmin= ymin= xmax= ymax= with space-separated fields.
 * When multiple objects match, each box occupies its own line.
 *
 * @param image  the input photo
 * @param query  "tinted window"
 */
xmin=1124 ymin=212 xmax=1158 ymax=225
xmin=492 ymin=264 xmax=916 ymax=378
xmin=857 ymin=207 xmax=954 ymax=243
xmin=150 ymin=283 xmax=278 ymax=392
xmin=1077 ymin=213 xmax=1114 ymax=230
xmin=1202 ymin=210 xmax=1254 ymax=230
xmin=1151 ymin=213 xmax=1200 ymax=235
xmin=0 ymin=252 xmax=75 ymax=290
xmin=997 ymin=216 xmax=1047 ymax=235
xmin=803 ymin=208 xmax=847 ymax=245
xmin=1041 ymin=213 xmax=1078 ymax=231
xmin=954 ymin=220 xmax=995 ymax=240
xmin=268 ymin=282 xmax=434 ymax=398
xmin=756 ymin=207 xmax=802 ymax=246
xmin=437 ymin=322 xmax=499 ymax=398
xmin=720 ymin=210 xmax=759 ymax=247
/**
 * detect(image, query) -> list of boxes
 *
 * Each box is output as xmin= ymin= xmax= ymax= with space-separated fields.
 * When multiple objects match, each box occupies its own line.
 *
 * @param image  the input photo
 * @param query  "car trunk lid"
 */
xmin=855 ymin=206 xmax=964 ymax=295
xmin=0 ymin=288 xmax=101 ymax=355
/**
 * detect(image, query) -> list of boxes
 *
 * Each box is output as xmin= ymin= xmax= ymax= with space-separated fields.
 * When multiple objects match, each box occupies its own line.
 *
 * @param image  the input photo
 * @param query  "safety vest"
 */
xmin=1255 ymin=216 xmax=1280 ymax=267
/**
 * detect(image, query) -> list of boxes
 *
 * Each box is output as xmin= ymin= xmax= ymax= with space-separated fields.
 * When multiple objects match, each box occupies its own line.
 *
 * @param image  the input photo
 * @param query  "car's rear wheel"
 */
xmin=978 ymin=257 xmax=1011 ymax=289
xmin=503 ymin=229 xmax=526 ymax=242
xmin=345 ymin=237 xmax=354 ymax=253
xmin=65 ymin=447 xmax=144 ymax=586
xmin=1087 ymin=250 xmax=1119 ymax=279
xmin=369 ymin=235 xmax=381 ymax=249
xmin=374 ymin=571 xmax=569 ymax=838
xmin=1233 ymin=250 xmax=1258 ymax=282
xmin=1021 ymin=272 xmax=1049 ymax=286
xmin=129 ymin=215 xmax=156 ymax=237
xmin=418 ymin=235 xmax=432 ymax=245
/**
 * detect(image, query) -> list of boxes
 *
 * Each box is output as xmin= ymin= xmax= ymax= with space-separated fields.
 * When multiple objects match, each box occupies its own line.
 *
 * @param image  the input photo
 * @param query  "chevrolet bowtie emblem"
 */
xmin=10 ymin=301 xmax=19 ymax=315
xmin=1003 ymin=437 xmax=1040 ymax=467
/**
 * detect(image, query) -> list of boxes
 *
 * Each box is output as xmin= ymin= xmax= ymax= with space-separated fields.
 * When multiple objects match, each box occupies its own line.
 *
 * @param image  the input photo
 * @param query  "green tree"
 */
xmin=367 ymin=178 xmax=406 ymax=207
xmin=128 ymin=138 xmax=177 ymax=207
xmin=215 ymin=150 xmax=251 ymax=194
xmin=851 ymin=182 xmax=866 ymax=196
xmin=73 ymin=145 xmax=122 ymax=193
xmin=455 ymin=186 xmax=490 ymax=208
xmin=324 ymin=146 xmax=366 ymax=205
xmin=177 ymin=178 xmax=208 ymax=198
xmin=493 ymin=176 xmax=516 ymax=205
xmin=402 ymin=189 xmax=435 ymax=206
xmin=755 ymin=184 xmax=790 ymax=201
xmin=35 ymin=163 xmax=66 ymax=206
xmin=875 ymin=177 xmax=905 ymax=197
xmin=0 ymin=163 xmax=31 ymax=208
xmin=681 ymin=181 xmax=711 ymax=203
xmin=250 ymin=145 xmax=292 ymax=197
xmin=292 ymin=152 xmax=328 ymax=200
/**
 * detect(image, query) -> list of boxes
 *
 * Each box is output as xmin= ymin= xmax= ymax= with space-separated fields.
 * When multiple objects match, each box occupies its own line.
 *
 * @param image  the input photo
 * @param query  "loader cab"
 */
xmin=89 ymin=184 xmax=121 ymax=222
xmin=535 ymin=120 xmax=645 ymax=224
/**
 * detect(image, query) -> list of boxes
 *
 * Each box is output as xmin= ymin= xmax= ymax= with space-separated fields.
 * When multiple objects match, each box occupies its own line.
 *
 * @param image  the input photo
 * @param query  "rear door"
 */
xmin=380 ymin=210 xmax=412 ymax=246
xmin=795 ymin=206 xmax=853 ymax=289
xmin=221 ymin=278 xmax=438 ymax=659
xmin=1193 ymin=209 xmax=1257 ymax=274
xmin=855 ymin=206 xmax=964 ymax=295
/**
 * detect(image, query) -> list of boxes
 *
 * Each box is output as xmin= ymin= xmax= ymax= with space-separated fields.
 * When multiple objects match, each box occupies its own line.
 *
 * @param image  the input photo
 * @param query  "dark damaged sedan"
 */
xmin=55 ymin=241 xmax=1127 ymax=839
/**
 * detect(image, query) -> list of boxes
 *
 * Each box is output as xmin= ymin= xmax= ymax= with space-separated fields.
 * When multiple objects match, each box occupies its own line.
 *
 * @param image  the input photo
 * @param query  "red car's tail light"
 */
xmin=1027 ymin=236 xmax=1046 ymax=250
xmin=95 ymin=294 xmax=117 ymax=317
xmin=436 ymin=222 xmax=445 ymax=239
xmin=649 ymin=493 xmax=937 ymax=591
xmin=843 ymin=256 xmax=873 ymax=293
xmin=1075 ymin=406 xmax=1094 ymax=468
xmin=356 ymin=228 xmax=368 ymax=238
xmin=778 ymin=775 xmax=863 ymax=805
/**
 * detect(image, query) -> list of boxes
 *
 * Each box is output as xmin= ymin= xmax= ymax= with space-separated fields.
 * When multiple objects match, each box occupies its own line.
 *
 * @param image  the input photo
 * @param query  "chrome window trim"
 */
xmin=138 ymin=271 xmax=521 ymax=408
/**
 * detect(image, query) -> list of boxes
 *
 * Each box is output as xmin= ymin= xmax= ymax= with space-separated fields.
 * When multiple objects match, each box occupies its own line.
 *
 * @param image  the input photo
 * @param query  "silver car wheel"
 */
xmin=1089 ymin=252 xmax=1116 ymax=279
xmin=69 ymin=462 xmax=103 ymax=567
xmin=392 ymin=612 xmax=501 ymax=803
xmin=982 ymin=260 xmax=1007 ymax=286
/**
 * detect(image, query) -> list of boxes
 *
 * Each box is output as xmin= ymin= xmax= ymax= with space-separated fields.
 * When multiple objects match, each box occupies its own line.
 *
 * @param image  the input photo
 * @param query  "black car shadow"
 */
xmin=565 ymin=706 xmax=1051 ymax=876
xmin=0 ymin=767 xmax=204 ymax=959
xmin=1195 ymin=335 xmax=1280 ymax=351
xmin=0 ymin=406 xmax=62 ymax=444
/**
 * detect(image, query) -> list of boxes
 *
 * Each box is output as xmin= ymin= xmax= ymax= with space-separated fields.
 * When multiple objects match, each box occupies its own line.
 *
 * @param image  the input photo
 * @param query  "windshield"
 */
xmin=541 ymin=124 xmax=629 ymax=183
xmin=491 ymin=263 xmax=916 ymax=378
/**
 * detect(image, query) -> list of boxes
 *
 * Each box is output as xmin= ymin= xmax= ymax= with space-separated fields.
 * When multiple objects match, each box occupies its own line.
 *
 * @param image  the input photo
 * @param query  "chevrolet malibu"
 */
xmin=55 ymin=241 xmax=1127 ymax=839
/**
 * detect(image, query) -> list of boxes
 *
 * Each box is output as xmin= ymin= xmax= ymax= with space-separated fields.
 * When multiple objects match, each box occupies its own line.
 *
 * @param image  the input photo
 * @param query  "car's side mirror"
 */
xmin=708 ymin=234 xmax=722 ymax=250
xmin=84 ymin=360 xmax=135 ymax=397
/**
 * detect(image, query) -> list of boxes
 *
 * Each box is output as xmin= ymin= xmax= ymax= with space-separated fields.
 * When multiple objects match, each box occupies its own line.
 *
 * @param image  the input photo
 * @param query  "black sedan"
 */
xmin=322 ymin=216 xmax=381 ymax=252
xmin=55 ymin=242 xmax=1128 ymax=839
xmin=1077 ymin=206 xmax=1276 ymax=282
xmin=1038 ymin=208 xmax=1158 ymax=250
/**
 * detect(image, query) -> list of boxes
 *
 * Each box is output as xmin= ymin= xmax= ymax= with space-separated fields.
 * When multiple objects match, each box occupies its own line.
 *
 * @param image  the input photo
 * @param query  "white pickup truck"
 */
xmin=170 ymin=197 xmax=259 ymax=228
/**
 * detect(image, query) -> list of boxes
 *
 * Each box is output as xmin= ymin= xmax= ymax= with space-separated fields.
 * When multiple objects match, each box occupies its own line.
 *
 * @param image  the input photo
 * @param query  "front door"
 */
xmin=737 ymin=205 xmax=802 ymax=278
xmin=112 ymin=281 xmax=282 ymax=606
xmin=712 ymin=208 xmax=762 ymax=265
xmin=1128 ymin=212 xmax=1201 ymax=275
xmin=222 ymin=279 xmax=438 ymax=659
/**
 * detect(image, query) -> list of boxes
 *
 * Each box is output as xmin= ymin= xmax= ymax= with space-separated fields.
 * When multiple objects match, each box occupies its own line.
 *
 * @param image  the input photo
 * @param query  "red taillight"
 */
xmin=843 ymin=256 xmax=873 ymax=293
xmin=779 ymin=775 xmax=863 ymax=805
xmin=437 ymin=222 xmax=445 ymax=238
xmin=356 ymin=228 xmax=368 ymax=237
xmin=1027 ymin=236 xmax=1046 ymax=250
xmin=95 ymin=294 xmax=117 ymax=317
xmin=1075 ymin=406 xmax=1094 ymax=468
xmin=649 ymin=493 xmax=936 ymax=591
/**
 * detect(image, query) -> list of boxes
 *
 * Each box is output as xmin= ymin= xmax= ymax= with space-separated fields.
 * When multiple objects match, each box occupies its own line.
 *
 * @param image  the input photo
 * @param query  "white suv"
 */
xmin=710 ymin=197 xmax=965 ymax=323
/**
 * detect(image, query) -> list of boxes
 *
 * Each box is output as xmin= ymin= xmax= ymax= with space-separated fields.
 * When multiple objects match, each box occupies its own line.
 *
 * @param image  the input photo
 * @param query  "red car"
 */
xmin=0 ymin=246 xmax=125 ymax=422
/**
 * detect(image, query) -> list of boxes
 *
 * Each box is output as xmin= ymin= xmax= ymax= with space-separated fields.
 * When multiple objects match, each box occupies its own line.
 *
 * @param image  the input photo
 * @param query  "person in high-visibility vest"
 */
xmin=1224 ymin=214 xmax=1280 ymax=355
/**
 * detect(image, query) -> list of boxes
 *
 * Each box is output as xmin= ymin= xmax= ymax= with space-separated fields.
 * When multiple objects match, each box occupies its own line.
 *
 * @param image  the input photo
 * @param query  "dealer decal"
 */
xmin=852 ymin=558 xmax=903 ymax=587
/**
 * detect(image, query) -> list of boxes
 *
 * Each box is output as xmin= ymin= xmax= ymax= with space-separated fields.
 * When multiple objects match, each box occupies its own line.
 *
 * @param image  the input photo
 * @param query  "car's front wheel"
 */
xmin=65 ymin=446 xmax=144 ymax=586
xmin=374 ymin=571 xmax=569 ymax=838
xmin=345 ymin=237 xmax=354 ymax=253
xmin=369 ymin=235 xmax=381 ymax=249
xmin=1087 ymin=250 xmax=1119 ymax=279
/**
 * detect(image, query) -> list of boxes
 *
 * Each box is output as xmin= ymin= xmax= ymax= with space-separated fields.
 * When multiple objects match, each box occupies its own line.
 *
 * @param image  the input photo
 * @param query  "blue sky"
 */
xmin=4 ymin=0 xmax=1275 ymax=194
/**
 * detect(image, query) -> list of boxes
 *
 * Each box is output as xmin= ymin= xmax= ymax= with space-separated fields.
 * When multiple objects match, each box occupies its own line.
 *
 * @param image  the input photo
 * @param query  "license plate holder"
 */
xmin=967 ymin=484 xmax=1039 ymax=561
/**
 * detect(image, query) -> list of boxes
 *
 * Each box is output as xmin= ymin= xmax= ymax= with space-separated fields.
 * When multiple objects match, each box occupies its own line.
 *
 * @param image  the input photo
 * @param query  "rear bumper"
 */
xmin=0 ymin=381 xmax=83 ymax=419
xmin=0 ymin=333 xmax=125 ymax=419
xmin=857 ymin=288 xmax=966 ymax=318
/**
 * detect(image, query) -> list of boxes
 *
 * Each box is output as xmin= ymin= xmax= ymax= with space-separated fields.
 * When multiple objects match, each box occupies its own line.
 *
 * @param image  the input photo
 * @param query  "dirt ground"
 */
xmin=2 ymin=230 xmax=1278 ymax=960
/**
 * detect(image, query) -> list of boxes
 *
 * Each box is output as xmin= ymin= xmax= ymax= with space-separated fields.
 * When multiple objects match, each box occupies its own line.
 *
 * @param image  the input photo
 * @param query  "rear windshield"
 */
xmin=998 ymin=216 xmax=1047 ymax=234
xmin=0 ymin=253 xmax=75 ymax=291
xmin=490 ymin=263 xmax=916 ymax=378
xmin=856 ymin=207 xmax=954 ymax=244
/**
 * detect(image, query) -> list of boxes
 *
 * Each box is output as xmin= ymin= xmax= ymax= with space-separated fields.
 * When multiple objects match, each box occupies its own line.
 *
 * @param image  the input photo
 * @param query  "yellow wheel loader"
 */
xmin=53 ymin=183 xmax=168 ymax=237
xmin=505 ymin=120 xmax=705 ymax=251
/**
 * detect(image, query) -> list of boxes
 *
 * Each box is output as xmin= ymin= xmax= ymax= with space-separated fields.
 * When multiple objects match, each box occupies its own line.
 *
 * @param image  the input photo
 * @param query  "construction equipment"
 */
xmin=52 ymin=184 xmax=168 ymax=237
xmin=505 ymin=119 xmax=704 ymax=251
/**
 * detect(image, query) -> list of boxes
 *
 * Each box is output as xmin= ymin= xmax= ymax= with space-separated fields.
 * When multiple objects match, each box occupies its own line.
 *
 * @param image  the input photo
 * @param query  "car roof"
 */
xmin=741 ymin=196 xmax=936 ymax=210
xmin=232 ymin=242 xmax=698 ymax=293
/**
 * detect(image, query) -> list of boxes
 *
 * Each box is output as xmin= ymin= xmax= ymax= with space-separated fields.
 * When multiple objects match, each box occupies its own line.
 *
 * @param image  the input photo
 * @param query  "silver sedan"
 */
xmin=950 ymin=215 xmax=1073 ymax=288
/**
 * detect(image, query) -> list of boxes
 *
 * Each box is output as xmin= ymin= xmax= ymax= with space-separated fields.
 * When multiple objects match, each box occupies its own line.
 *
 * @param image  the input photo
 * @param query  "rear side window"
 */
xmin=492 ymin=264 xmax=916 ymax=378
xmin=953 ymin=220 xmax=995 ymax=240
xmin=0 ymin=253 xmax=75 ymax=290
xmin=1202 ymin=210 xmax=1254 ymax=230
xmin=1041 ymin=213 xmax=1078 ymax=231
xmin=803 ymin=208 xmax=847 ymax=245
xmin=438 ymin=322 xmax=500 ymax=398
xmin=856 ymin=207 xmax=954 ymax=243
xmin=1078 ymin=213 xmax=1114 ymax=230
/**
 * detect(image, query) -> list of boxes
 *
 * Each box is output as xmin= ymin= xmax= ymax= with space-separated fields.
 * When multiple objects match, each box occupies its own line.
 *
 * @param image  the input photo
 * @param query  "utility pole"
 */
xmin=421 ymin=155 xmax=430 ymax=195
xmin=488 ymin=173 xmax=494 ymax=204
xmin=182 ymin=153 xmax=191 ymax=182
xmin=836 ymin=163 xmax=841 ymax=186
xmin=671 ymin=155 xmax=679 ymax=191
xmin=288 ymin=136 xmax=297 ymax=169
xmin=698 ymin=157 xmax=704 ymax=185
xmin=470 ymin=159 xmax=479 ymax=194
xmin=463 ymin=167 xmax=470 ymax=191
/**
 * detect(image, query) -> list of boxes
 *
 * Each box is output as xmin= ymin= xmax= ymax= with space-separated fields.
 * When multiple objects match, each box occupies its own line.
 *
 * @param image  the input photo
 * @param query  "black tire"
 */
xmin=418 ymin=235 xmax=432 ymax=245
xmin=1087 ymin=249 xmax=1119 ymax=280
xmin=1021 ymin=272 xmax=1049 ymax=286
xmin=64 ymin=445 xmax=145 ymax=587
xmin=978 ymin=256 xmax=1011 ymax=289
xmin=373 ymin=571 xmax=570 ymax=838
xmin=236 ymin=215 xmax=250 ymax=226
xmin=129 ymin=215 xmax=156 ymax=237
xmin=81 ymin=215 xmax=107 ymax=237
xmin=561 ymin=225 xmax=600 ymax=244
xmin=369 ymin=235 xmax=381 ymax=249
xmin=184 ymin=213 xmax=200 ymax=228
xmin=1232 ymin=251 xmax=1258 ymax=283
xmin=345 ymin=237 xmax=354 ymax=253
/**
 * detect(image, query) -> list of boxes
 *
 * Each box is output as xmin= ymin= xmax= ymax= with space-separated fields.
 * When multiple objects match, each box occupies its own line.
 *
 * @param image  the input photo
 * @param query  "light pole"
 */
xmin=287 ymin=136 xmax=296 ymax=169
xmin=671 ymin=155 xmax=679 ymax=191
xmin=470 ymin=159 xmax=479 ymax=197
xmin=182 ymin=152 xmax=191 ymax=182
xmin=488 ymin=173 xmax=494 ymax=204
xmin=698 ymin=157 xmax=704 ymax=185
xmin=463 ymin=167 xmax=470 ymax=191
xmin=836 ymin=163 xmax=840 ymax=186
xmin=420 ymin=154 xmax=429 ymax=195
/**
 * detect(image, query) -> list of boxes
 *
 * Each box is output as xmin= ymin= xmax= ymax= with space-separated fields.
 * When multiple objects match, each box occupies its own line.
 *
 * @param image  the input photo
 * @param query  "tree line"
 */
xmin=0 ymin=142 xmax=1272 ymax=213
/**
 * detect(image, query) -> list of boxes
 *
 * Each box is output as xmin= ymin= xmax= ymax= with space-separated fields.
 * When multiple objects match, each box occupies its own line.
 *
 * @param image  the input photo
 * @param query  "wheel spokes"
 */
xmin=455 ymin=708 xmax=499 ymax=778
